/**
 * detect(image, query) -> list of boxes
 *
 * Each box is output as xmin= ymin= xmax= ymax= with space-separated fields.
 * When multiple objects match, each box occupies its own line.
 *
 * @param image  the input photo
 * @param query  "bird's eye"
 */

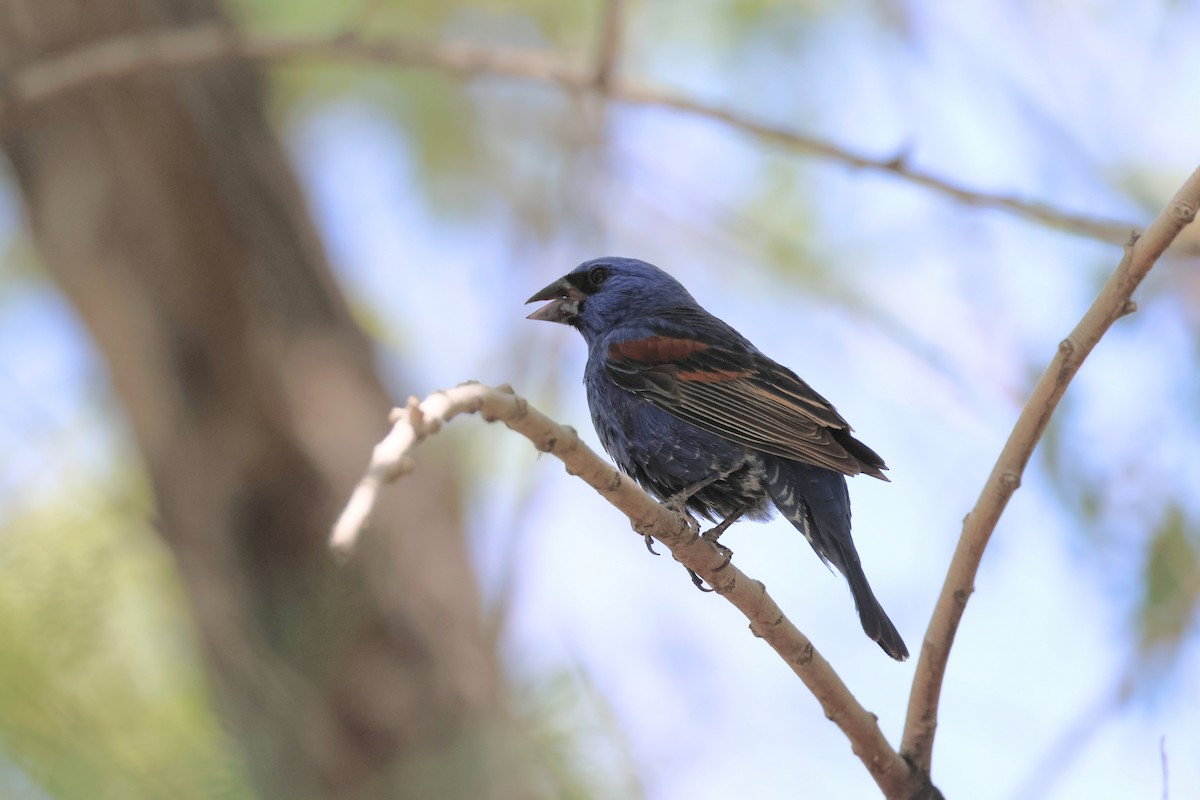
xmin=587 ymin=266 xmax=611 ymax=290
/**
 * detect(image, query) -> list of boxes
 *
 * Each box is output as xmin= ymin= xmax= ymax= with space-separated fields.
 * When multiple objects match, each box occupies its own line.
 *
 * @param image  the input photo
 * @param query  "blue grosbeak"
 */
xmin=527 ymin=257 xmax=907 ymax=660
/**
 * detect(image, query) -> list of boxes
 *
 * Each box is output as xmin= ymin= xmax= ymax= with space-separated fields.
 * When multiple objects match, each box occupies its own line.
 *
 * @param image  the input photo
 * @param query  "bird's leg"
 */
xmin=702 ymin=506 xmax=748 ymax=546
xmin=685 ymin=505 xmax=749 ymax=591
xmin=644 ymin=504 xmax=699 ymax=555
xmin=662 ymin=460 xmax=746 ymax=519
xmin=646 ymin=475 xmax=718 ymax=555
xmin=646 ymin=462 xmax=746 ymax=586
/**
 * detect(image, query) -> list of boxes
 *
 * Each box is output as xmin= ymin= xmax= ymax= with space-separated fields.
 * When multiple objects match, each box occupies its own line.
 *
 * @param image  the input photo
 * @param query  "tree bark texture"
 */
xmin=0 ymin=2 xmax=505 ymax=798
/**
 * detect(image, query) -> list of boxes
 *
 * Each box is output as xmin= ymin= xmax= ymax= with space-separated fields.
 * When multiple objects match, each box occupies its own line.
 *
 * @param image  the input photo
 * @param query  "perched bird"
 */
xmin=527 ymin=257 xmax=908 ymax=661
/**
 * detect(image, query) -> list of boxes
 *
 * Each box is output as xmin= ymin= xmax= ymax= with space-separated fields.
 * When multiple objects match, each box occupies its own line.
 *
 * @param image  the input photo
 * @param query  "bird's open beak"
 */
xmin=525 ymin=277 xmax=584 ymax=324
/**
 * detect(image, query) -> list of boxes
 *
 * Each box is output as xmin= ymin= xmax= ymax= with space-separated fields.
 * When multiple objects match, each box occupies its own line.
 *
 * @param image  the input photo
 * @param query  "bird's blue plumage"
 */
xmin=527 ymin=257 xmax=907 ymax=660
xmin=586 ymin=352 xmax=772 ymax=523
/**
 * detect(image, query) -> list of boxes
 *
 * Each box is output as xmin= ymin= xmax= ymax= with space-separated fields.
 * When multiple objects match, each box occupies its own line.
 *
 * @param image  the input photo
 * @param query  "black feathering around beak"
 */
xmin=525 ymin=277 xmax=585 ymax=324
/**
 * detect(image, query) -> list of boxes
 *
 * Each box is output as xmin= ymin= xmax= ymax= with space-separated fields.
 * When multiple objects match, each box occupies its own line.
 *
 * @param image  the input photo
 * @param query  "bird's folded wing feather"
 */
xmin=604 ymin=325 xmax=885 ymax=478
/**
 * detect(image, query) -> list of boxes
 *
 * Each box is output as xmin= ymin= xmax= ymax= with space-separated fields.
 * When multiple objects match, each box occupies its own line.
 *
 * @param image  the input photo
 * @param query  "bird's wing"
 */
xmin=603 ymin=319 xmax=887 ymax=479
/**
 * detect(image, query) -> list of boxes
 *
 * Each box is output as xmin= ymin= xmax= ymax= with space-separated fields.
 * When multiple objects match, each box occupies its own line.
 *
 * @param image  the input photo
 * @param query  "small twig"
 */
xmin=1160 ymin=735 xmax=1169 ymax=800
xmin=330 ymin=381 xmax=923 ymax=799
xmin=0 ymin=22 xmax=1152 ymax=249
xmin=899 ymin=165 xmax=1200 ymax=775
xmin=593 ymin=0 xmax=625 ymax=91
xmin=329 ymin=396 xmax=419 ymax=553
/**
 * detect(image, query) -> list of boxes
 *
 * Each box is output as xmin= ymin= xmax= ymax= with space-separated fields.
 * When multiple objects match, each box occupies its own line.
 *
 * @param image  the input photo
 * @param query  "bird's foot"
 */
xmin=644 ymin=497 xmax=698 ymax=556
xmin=646 ymin=490 xmax=701 ymax=555
xmin=661 ymin=494 xmax=701 ymax=535
xmin=662 ymin=491 xmax=689 ymax=515
xmin=661 ymin=492 xmax=692 ymax=517
xmin=702 ymin=536 xmax=733 ymax=561
xmin=686 ymin=532 xmax=735 ymax=593
xmin=686 ymin=566 xmax=714 ymax=592
xmin=701 ymin=507 xmax=748 ymax=546
xmin=701 ymin=524 xmax=734 ymax=547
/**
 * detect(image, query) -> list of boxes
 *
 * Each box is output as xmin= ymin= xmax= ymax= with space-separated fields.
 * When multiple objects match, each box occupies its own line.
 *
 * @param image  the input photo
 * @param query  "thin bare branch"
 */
xmin=331 ymin=381 xmax=925 ymax=799
xmin=612 ymin=86 xmax=1136 ymax=244
xmin=0 ymin=22 xmax=1143 ymax=247
xmin=594 ymin=0 xmax=626 ymax=91
xmin=1161 ymin=735 xmax=1169 ymax=800
xmin=899 ymin=165 xmax=1200 ymax=774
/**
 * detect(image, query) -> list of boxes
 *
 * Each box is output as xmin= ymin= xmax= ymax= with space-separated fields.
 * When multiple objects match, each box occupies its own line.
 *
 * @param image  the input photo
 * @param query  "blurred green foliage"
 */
xmin=1138 ymin=508 xmax=1200 ymax=665
xmin=1042 ymin=401 xmax=1200 ymax=688
xmin=510 ymin=669 xmax=645 ymax=800
xmin=0 ymin=484 xmax=255 ymax=799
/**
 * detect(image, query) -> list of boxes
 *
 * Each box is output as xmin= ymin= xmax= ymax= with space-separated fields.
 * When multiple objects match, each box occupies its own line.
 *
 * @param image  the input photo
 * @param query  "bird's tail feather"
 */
xmin=842 ymin=557 xmax=909 ymax=661
xmin=759 ymin=456 xmax=908 ymax=661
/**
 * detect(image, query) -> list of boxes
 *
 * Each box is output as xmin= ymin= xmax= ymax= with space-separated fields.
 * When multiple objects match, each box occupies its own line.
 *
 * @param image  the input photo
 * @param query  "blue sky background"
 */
xmin=2 ymin=0 xmax=1200 ymax=798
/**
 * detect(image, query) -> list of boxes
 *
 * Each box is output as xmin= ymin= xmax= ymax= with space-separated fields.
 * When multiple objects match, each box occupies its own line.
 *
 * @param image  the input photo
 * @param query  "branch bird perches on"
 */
xmin=331 ymin=382 xmax=922 ymax=798
xmin=332 ymin=164 xmax=1200 ymax=798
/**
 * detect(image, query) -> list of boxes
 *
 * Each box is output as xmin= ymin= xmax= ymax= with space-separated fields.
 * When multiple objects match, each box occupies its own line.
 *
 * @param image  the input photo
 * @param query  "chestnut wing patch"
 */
xmin=608 ymin=336 xmax=712 ymax=364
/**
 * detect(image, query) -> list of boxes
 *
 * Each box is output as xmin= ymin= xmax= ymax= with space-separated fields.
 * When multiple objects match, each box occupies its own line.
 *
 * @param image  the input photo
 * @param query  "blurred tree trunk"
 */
xmin=0 ymin=2 xmax=509 ymax=799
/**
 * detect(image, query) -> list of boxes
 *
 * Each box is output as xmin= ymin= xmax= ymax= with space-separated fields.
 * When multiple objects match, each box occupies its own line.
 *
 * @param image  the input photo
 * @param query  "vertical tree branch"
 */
xmin=900 ymin=165 xmax=1200 ymax=775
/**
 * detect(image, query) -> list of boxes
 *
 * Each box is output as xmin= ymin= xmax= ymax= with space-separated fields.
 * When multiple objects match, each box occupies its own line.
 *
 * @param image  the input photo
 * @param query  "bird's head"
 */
xmin=526 ymin=257 xmax=696 ymax=342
